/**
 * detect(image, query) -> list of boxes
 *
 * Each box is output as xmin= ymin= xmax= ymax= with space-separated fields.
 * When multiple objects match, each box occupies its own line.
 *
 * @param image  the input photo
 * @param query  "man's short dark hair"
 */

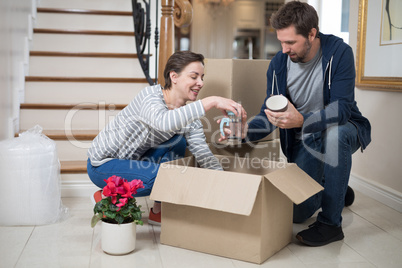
xmin=163 ymin=51 xmax=205 ymax=89
xmin=270 ymin=1 xmax=319 ymax=38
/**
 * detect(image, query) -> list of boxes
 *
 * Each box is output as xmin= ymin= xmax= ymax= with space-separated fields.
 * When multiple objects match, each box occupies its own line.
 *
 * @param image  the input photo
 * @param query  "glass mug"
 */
xmin=220 ymin=111 xmax=242 ymax=142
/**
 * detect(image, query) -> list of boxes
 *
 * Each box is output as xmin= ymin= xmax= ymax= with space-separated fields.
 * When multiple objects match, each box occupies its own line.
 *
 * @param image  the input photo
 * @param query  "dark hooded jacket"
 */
xmin=247 ymin=32 xmax=371 ymax=160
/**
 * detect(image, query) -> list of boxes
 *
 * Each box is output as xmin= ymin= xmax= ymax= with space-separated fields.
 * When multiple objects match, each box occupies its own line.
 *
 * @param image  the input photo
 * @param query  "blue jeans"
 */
xmin=291 ymin=122 xmax=360 ymax=226
xmin=87 ymin=135 xmax=187 ymax=197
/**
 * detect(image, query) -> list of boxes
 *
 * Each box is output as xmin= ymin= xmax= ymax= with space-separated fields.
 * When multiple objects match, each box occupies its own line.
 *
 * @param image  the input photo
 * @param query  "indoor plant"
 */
xmin=91 ymin=175 xmax=145 ymax=255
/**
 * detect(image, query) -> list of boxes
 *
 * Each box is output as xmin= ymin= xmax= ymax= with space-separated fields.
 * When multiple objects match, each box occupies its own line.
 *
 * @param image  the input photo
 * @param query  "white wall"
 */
xmin=0 ymin=0 xmax=35 ymax=141
xmin=348 ymin=0 xmax=402 ymax=211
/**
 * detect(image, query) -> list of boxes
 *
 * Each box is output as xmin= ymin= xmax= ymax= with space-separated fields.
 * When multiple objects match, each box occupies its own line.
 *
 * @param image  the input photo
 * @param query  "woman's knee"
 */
xmin=170 ymin=135 xmax=187 ymax=157
xmin=87 ymin=167 xmax=107 ymax=188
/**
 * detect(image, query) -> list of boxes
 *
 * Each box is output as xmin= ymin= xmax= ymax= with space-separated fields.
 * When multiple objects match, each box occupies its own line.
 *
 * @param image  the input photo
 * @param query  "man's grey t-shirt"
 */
xmin=287 ymin=47 xmax=324 ymax=139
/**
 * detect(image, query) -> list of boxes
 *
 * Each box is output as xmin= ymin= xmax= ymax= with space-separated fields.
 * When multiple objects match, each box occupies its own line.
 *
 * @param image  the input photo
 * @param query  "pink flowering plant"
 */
xmin=91 ymin=175 xmax=145 ymax=227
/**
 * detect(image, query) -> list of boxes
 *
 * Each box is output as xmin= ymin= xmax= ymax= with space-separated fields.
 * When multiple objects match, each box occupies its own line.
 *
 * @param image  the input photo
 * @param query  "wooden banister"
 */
xmin=158 ymin=0 xmax=175 ymax=88
xmin=158 ymin=0 xmax=193 ymax=88
xmin=174 ymin=0 xmax=193 ymax=27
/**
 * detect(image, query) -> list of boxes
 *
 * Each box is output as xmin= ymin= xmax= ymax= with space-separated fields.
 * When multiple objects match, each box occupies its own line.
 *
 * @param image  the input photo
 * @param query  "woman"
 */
xmin=87 ymin=51 xmax=245 ymax=225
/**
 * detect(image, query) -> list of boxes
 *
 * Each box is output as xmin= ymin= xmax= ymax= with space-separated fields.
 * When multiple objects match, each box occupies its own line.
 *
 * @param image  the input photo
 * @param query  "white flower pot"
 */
xmin=101 ymin=221 xmax=136 ymax=255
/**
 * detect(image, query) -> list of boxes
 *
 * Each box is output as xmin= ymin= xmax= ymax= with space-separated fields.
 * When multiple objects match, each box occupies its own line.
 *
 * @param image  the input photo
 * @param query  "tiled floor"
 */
xmin=1 ymin=191 xmax=401 ymax=268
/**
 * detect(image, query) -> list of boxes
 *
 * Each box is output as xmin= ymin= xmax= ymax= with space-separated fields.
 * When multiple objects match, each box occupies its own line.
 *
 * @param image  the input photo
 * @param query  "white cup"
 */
xmin=265 ymin=95 xmax=288 ymax=112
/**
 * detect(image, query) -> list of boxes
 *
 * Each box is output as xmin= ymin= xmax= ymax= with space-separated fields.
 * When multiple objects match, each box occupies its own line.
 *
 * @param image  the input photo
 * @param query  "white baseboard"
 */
xmin=61 ymin=181 xmax=99 ymax=198
xmin=349 ymin=174 xmax=402 ymax=213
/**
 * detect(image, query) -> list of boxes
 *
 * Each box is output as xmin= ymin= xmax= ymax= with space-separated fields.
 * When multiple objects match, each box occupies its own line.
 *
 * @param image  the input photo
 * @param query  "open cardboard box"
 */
xmin=186 ymin=139 xmax=281 ymax=162
xmin=208 ymin=140 xmax=280 ymax=161
xmin=150 ymin=155 xmax=323 ymax=264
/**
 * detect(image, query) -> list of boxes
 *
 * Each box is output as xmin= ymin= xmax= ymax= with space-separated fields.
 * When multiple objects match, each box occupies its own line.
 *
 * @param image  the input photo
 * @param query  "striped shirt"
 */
xmin=88 ymin=85 xmax=223 ymax=170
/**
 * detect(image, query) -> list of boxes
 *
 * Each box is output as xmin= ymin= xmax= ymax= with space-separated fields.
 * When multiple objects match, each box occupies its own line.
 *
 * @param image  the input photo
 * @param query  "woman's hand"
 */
xmin=201 ymin=96 xmax=243 ymax=117
xmin=217 ymin=121 xmax=248 ymax=143
xmin=214 ymin=99 xmax=248 ymax=142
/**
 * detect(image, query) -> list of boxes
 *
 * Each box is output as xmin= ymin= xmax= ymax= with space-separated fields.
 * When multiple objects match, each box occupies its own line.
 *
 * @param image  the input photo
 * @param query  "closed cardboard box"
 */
xmin=150 ymin=155 xmax=323 ymax=264
xmin=199 ymin=59 xmax=278 ymax=143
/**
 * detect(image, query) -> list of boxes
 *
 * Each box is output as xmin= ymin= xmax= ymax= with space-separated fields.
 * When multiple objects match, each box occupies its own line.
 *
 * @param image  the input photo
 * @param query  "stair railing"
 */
xmin=132 ymin=0 xmax=193 ymax=87
xmin=132 ymin=0 xmax=156 ymax=85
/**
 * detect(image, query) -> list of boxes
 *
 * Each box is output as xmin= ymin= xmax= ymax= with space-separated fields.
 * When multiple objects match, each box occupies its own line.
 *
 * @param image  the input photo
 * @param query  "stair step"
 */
xmin=20 ymin=103 xmax=127 ymax=110
xmin=20 ymin=107 xmax=121 ymax=130
xmin=61 ymin=160 xmax=87 ymax=174
xmin=28 ymin=56 xmax=143 ymax=77
xmin=48 ymin=129 xmax=97 ymax=162
xmin=24 ymin=81 xmax=144 ymax=104
xmin=34 ymin=28 xmax=134 ymax=36
xmin=42 ymin=129 xmax=99 ymax=140
xmin=25 ymin=76 xmax=149 ymax=83
xmin=30 ymin=51 xmax=143 ymax=58
xmin=35 ymin=13 xmax=133 ymax=32
xmin=16 ymin=130 xmax=97 ymax=162
xmin=56 ymin=140 xmax=91 ymax=161
xmin=31 ymin=33 xmax=136 ymax=53
xmin=39 ymin=0 xmax=131 ymax=12
xmin=37 ymin=7 xmax=132 ymax=16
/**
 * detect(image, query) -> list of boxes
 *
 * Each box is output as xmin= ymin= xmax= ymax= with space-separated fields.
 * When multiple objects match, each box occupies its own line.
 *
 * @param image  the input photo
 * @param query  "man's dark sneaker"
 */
xmin=296 ymin=221 xmax=344 ymax=247
xmin=345 ymin=186 xmax=355 ymax=207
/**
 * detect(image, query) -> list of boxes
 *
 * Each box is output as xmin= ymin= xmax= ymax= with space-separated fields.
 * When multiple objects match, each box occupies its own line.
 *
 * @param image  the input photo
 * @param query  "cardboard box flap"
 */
xmin=150 ymin=162 xmax=263 ymax=216
xmin=264 ymin=164 xmax=323 ymax=205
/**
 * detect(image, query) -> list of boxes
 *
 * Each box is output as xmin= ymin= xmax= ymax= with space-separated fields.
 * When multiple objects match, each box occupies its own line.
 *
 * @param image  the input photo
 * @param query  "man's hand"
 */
xmin=265 ymin=101 xmax=303 ymax=129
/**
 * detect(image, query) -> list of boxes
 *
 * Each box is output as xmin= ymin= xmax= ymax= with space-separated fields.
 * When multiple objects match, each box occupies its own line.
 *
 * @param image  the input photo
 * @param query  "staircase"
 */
xmin=21 ymin=0 xmax=151 ymax=196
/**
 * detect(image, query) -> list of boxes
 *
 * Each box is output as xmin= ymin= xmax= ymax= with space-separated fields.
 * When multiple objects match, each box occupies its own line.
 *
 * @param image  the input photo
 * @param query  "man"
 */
xmin=246 ymin=1 xmax=371 ymax=246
